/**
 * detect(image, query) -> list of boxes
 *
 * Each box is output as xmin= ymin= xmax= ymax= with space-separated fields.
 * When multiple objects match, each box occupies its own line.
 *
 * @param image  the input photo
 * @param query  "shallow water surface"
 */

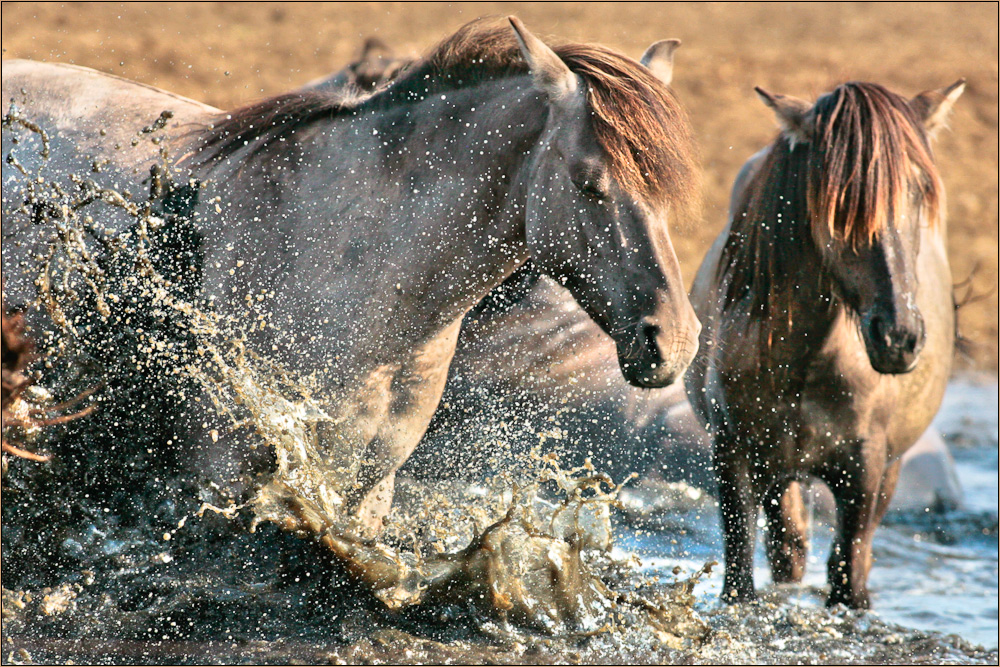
xmin=618 ymin=375 xmax=999 ymax=651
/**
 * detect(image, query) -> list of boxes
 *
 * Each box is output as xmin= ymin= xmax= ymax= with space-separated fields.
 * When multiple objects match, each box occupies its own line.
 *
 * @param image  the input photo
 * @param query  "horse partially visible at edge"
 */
xmin=1 ymin=17 xmax=701 ymax=537
xmin=685 ymin=80 xmax=964 ymax=608
xmin=301 ymin=36 xmax=412 ymax=93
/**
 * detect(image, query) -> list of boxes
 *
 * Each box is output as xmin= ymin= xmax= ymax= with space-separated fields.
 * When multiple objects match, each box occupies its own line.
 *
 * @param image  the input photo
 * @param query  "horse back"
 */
xmin=2 ymin=59 xmax=216 ymax=176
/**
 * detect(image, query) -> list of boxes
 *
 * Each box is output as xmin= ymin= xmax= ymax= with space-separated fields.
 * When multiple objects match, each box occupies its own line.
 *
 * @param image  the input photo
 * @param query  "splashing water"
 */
xmin=0 ymin=110 xmax=710 ymax=643
xmin=3 ymin=111 xmax=995 ymax=665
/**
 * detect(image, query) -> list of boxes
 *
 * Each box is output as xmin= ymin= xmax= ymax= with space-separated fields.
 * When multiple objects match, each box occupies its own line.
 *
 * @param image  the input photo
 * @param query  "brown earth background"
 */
xmin=2 ymin=1 xmax=998 ymax=370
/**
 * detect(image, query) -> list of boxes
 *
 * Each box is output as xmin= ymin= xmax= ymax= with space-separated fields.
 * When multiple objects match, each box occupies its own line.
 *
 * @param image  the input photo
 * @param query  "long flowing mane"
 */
xmin=193 ymin=18 xmax=698 ymax=208
xmin=720 ymin=82 xmax=943 ymax=321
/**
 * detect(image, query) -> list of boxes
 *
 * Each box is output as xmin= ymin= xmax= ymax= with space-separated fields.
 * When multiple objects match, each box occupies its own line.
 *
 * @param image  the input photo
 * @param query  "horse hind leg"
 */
xmin=821 ymin=440 xmax=889 ymax=609
xmin=764 ymin=479 xmax=809 ymax=584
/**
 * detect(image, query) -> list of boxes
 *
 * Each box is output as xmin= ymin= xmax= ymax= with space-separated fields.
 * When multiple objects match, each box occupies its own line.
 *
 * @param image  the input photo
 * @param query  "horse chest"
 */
xmin=727 ymin=367 xmax=885 ymax=472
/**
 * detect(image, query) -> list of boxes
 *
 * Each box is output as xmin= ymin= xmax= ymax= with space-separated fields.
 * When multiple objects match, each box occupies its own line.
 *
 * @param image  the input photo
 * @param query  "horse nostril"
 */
xmin=900 ymin=322 xmax=925 ymax=356
xmin=869 ymin=315 xmax=891 ymax=347
xmin=867 ymin=312 xmax=924 ymax=360
xmin=641 ymin=322 xmax=662 ymax=361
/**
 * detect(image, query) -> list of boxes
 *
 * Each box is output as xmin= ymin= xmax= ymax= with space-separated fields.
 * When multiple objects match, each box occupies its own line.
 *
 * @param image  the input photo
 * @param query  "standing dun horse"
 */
xmin=685 ymin=80 xmax=964 ymax=608
xmin=1 ymin=17 xmax=700 ymax=536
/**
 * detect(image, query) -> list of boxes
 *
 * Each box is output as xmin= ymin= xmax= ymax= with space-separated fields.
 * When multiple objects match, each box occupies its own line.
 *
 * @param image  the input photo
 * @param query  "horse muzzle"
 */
xmin=616 ymin=317 xmax=700 ymax=388
xmin=862 ymin=310 xmax=926 ymax=374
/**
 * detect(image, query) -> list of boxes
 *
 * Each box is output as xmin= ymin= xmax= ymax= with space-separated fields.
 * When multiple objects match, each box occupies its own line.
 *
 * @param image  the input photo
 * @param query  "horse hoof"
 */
xmin=826 ymin=591 xmax=871 ymax=610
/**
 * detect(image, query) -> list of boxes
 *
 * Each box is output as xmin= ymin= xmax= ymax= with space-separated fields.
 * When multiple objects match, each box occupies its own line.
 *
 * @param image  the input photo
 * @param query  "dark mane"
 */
xmin=720 ymin=81 xmax=943 ymax=321
xmin=194 ymin=17 xmax=698 ymax=207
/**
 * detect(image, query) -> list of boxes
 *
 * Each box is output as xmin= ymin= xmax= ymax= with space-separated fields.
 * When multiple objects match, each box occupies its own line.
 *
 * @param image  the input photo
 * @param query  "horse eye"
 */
xmin=575 ymin=178 xmax=607 ymax=201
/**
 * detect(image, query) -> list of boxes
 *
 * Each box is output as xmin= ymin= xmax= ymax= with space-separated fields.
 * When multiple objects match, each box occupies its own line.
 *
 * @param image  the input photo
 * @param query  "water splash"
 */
xmin=1 ymin=111 xmax=709 ymax=641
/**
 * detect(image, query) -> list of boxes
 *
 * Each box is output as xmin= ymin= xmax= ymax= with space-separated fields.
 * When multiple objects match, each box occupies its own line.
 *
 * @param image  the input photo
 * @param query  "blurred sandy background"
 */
xmin=3 ymin=1 xmax=997 ymax=369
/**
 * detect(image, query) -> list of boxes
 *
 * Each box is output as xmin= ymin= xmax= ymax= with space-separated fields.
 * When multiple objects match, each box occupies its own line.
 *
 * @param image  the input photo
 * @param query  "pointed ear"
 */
xmin=640 ymin=39 xmax=681 ymax=86
xmin=508 ymin=16 xmax=578 ymax=101
xmin=910 ymin=79 xmax=965 ymax=138
xmin=755 ymin=86 xmax=814 ymax=143
xmin=358 ymin=37 xmax=393 ymax=63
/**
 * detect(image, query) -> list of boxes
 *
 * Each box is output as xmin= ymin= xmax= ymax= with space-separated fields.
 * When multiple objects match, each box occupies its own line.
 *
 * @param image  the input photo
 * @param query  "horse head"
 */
xmin=511 ymin=18 xmax=700 ymax=387
xmin=755 ymin=80 xmax=963 ymax=374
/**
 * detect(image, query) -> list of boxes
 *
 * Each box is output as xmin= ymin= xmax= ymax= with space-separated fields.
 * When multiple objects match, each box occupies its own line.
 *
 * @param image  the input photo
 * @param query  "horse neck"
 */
xmin=357 ymin=80 xmax=549 ymax=330
xmin=764 ymin=236 xmax=839 ymax=364
xmin=209 ymin=77 xmax=550 ymax=351
xmin=726 ymin=194 xmax=840 ymax=377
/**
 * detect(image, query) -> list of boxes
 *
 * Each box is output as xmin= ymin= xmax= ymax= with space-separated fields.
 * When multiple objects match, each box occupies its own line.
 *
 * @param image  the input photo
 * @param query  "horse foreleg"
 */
xmin=873 ymin=458 xmax=903 ymax=526
xmin=764 ymin=479 xmax=809 ymax=584
xmin=715 ymin=442 xmax=759 ymax=603
xmin=344 ymin=434 xmax=402 ymax=538
xmin=822 ymin=440 xmax=887 ymax=609
xmin=351 ymin=467 xmax=398 ymax=539
xmin=867 ymin=457 xmax=903 ymax=576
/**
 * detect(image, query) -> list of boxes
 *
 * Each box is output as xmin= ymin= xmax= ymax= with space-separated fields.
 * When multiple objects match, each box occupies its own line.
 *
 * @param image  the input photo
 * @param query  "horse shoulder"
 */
xmin=885 ymin=227 xmax=954 ymax=455
xmin=689 ymin=148 xmax=768 ymax=329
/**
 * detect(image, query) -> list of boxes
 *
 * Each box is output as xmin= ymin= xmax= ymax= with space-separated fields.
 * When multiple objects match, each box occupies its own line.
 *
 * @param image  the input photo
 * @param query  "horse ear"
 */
xmin=755 ymin=87 xmax=813 ymax=143
xmin=508 ymin=16 xmax=578 ymax=101
xmin=640 ymin=39 xmax=681 ymax=86
xmin=910 ymin=79 xmax=965 ymax=138
xmin=357 ymin=37 xmax=393 ymax=62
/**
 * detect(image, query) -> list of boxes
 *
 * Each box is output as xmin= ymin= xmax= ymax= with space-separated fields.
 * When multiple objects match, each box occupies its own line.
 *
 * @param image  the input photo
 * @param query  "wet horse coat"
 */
xmin=685 ymin=80 xmax=964 ymax=608
xmin=1 ymin=18 xmax=700 ymax=535
xmin=281 ymin=38 xmax=963 ymax=513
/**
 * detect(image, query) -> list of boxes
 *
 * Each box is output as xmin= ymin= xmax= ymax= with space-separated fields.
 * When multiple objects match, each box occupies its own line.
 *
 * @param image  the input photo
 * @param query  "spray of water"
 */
xmin=1 ymin=110 xmax=712 ymax=642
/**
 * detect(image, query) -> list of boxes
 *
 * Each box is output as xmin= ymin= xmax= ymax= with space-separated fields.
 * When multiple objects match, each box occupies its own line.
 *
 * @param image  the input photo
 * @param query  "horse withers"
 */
xmin=685 ymin=80 xmax=964 ymax=608
xmin=1 ymin=18 xmax=700 ymax=538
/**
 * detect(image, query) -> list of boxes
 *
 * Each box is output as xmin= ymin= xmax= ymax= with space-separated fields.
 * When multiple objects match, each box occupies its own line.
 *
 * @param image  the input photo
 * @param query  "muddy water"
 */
xmin=1 ymin=114 xmax=708 ymax=660
xmin=2 ymin=116 xmax=998 ymax=664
